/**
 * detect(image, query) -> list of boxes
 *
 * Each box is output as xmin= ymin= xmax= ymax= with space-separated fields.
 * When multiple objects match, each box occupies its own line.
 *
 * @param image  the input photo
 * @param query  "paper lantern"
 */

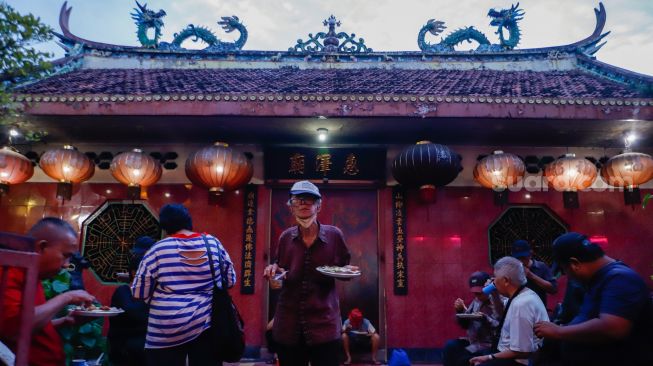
xmin=40 ymin=145 xmax=95 ymax=200
xmin=474 ymin=151 xmax=525 ymax=205
xmin=544 ymin=154 xmax=597 ymax=208
xmin=0 ymin=146 xmax=34 ymax=194
xmin=391 ymin=141 xmax=462 ymax=203
xmin=601 ymin=152 xmax=653 ymax=205
xmin=111 ymin=149 xmax=162 ymax=199
xmin=185 ymin=142 xmax=253 ymax=201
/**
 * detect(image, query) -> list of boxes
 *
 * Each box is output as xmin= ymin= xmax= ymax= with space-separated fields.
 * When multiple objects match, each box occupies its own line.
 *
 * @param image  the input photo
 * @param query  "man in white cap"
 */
xmin=264 ymin=180 xmax=358 ymax=366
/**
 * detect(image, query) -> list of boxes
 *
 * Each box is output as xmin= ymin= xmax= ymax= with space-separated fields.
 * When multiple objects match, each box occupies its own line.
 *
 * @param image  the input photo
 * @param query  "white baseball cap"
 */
xmin=289 ymin=180 xmax=321 ymax=198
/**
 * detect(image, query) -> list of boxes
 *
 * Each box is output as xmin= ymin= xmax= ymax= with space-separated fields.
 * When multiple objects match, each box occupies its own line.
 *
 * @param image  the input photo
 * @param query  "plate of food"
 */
xmin=456 ymin=313 xmax=485 ymax=319
xmin=70 ymin=304 xmax=124 ymax=317
xmin=316 ymin=266 xmax=361 ymax=278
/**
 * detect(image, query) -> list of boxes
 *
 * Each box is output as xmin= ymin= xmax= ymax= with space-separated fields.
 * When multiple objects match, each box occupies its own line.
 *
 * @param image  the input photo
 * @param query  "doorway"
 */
xmin=267 ymin=188 xmax=382 ymax=354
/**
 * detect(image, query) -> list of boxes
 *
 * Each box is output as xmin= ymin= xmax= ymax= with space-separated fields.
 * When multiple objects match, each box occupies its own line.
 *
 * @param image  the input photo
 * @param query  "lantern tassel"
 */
xmin=563 ymin=191 xmax=579 ymax=209
xmin=56 ymin=182 xmax=73 ymax=201
xmin=624 ymin=187 xmax=641 ymax=206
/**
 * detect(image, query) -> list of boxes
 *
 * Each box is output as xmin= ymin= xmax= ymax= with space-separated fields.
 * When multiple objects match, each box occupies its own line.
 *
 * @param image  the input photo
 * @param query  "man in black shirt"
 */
xmin=511 ymin=240 xmax=557 ymax=308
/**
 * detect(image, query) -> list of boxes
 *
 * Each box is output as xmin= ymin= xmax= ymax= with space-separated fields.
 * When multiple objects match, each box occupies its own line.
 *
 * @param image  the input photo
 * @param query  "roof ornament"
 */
xmin=158 ymin=16 xmax=248 ymax=51
xmin=290 ymin=15 xmax=372 ymax=54
xmin=131 ymin=1 xmax=167 ymax=48
xmin=418 ymin=3 xmax=524 ymax=52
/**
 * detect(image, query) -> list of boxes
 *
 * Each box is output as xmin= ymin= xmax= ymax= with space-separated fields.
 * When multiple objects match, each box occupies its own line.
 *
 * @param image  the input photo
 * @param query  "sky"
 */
xmin=7 ymin=0 xmax=653 ymax=76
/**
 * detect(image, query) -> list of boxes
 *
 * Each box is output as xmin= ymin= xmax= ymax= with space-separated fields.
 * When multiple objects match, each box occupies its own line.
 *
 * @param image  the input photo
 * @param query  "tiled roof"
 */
xmin=17 ymin=68 xmax=643 ymax=98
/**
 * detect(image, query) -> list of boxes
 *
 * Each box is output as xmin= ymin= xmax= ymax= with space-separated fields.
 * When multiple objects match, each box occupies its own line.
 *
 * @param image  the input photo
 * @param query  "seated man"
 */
xmin=0 ymin=218 xmax=95 ymax=366
xmin=470 ymin=257 xmax=549 ymax=366
xmin=342 ymin=308 xmax=381 ymax=365
xmin=443 ymin=271 xmax=504 ymax=366
xmin=534 ymin=232 xmax=653 ymax=366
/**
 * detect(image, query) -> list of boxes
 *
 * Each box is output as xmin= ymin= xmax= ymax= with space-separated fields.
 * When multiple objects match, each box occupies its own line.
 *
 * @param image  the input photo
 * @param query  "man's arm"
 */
xmin=33 ymin=290 xmax=94 ymax=331
xmin=525 ymin=264 xmax=557 ymax=294
xmin=470 ymin=350 xmax=532 ymax=365
xmin=535 ymin=314 xmax=632 ymax=342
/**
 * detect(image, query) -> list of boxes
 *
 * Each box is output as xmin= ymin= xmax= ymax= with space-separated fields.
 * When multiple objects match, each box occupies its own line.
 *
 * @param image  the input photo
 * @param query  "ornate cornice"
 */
xmin=12 ymin=93 xmax=653 ymax=107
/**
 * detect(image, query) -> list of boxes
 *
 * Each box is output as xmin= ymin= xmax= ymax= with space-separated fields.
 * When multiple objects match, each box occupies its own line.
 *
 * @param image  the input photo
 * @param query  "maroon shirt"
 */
xmin=272 ymin=223 xmax=351 ymax=346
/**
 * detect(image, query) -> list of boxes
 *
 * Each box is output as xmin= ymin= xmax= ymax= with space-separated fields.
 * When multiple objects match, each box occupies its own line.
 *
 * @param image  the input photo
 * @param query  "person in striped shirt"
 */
xmin=132 ymin=204 xmax=236 ymax=366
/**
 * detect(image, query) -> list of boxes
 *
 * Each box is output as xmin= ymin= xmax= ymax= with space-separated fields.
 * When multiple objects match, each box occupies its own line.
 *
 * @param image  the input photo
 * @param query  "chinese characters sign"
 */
xmin=265 ymin=148 xmax=386 ymax=182
xmin=392 ymin=186 xmax=408 ymax=295
xmin=240 ymin=185 xmax=258 ymax=294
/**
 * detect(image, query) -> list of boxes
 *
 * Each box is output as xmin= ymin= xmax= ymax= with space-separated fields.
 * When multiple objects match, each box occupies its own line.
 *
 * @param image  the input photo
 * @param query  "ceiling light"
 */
xmin=317 ymin=128 xmax=328 ymax=142
xmin=625 ymin=133 xmax=637 ymax=143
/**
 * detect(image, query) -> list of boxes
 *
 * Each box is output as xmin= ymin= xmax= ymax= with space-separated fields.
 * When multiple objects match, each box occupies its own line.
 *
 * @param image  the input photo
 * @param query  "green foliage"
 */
xmin=643 ymin=193 xmax=652 ymax=209
xmin=0 ymin=3 xmax=52 ymax=143
xmin=42 ymin=270 xmax=107 ymax=365
xmin=0 ymin=3 xmax=52 ymax=84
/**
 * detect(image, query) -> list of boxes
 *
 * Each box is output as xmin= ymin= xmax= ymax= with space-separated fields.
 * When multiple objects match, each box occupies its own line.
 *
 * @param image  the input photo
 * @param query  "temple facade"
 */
xmin=2 ymin=1 xmax=653 ymax=361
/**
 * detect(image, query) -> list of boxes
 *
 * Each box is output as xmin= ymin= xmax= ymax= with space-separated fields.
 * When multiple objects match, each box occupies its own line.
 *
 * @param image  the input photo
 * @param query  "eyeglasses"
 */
xmin=290 ymin=196 xmax=317 ymax=205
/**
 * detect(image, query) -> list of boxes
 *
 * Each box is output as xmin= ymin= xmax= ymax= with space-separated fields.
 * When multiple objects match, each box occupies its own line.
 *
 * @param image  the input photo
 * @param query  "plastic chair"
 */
xmin=0 ymin=232 xmax=39 ymax=366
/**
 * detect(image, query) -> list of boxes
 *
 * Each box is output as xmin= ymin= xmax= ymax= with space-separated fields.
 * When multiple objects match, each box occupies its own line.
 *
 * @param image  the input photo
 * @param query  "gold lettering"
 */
xmin=315 ymin=153 xmax=332 ymax=176
xmin=343 ymin=153 xmax=360 ymax=176
xmin=289 ymin=153 xmax=306 ymax=175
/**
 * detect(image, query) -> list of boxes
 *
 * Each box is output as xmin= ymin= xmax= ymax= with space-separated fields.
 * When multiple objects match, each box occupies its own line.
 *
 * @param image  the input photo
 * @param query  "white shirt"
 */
xmin=497 ymin=287 xmax=549 ymax=365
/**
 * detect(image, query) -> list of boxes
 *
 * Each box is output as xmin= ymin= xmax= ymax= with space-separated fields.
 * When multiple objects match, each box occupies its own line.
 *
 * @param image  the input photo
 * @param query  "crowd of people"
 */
xmin=1 ymin=179 xmax=652 ymax=366
xmin=445 ymin=235 xmax=653 ymax=366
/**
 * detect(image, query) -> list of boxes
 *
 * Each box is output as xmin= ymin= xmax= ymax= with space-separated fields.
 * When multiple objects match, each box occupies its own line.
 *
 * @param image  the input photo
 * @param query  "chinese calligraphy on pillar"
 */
xmin=240 ymin=185 xmax=257 ymax=294
xmin=264 ymin=148 xmax=386 ymax=182
xmin=393 ymin=186 xmax=408 ymax=295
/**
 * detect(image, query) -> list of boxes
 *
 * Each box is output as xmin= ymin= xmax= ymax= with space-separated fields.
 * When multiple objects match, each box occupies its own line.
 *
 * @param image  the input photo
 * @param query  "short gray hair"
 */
xmin=494 ymin=256 xmax=527 ymax=286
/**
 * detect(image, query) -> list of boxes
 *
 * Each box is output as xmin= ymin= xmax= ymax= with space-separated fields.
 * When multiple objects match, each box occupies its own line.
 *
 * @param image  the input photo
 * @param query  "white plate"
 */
xmin=71 ymin=309 xmax=124 ymax=317
xmin=456 ymin=313 xmax=484 ymax=319
xmin=316 ymin=267 xmax=361 ymax=278
xmin=350 ymin=330 xmax=370 ymax=335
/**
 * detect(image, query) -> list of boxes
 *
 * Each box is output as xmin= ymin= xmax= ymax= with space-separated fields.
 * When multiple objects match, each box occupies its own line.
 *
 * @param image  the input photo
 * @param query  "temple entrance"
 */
xmin=267 ymin=188 xmax=382 ymax=358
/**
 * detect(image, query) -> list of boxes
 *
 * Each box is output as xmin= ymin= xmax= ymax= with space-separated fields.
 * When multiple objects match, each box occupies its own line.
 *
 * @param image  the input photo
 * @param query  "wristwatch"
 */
xmin=489 ymin=354 xmax=496 ymax=360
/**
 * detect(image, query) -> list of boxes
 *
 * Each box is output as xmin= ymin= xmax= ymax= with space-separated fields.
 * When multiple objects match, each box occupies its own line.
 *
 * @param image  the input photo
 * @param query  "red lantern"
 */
xmin=473 ymin=151 xmax=525 ymax=205
xmin=544 ymin=154 xmax=597 ymax=208
xmin=111 ymin=149 xmax=162 ymax=199
xmin=185 ymin=142 xmax=253 ymax=202
xmin=600 ymin=152 xmax=653 ymax=205
xmin=0 ymin=146 xmax=34 ymax=194
xmin=40 ymin=145 xmax=95 ymax=200
xmin=391 ymin=141 xmax=462 ymax=203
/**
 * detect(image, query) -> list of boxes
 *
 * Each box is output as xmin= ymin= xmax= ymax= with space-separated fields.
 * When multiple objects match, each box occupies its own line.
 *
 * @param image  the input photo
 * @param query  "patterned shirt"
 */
xmin=457 ymin=295 xmax=503 ymax=353
xmin=131 ymin=232 xmax=236 ymax=349
xmin=272 ymin=223 xmax=351 ymax=346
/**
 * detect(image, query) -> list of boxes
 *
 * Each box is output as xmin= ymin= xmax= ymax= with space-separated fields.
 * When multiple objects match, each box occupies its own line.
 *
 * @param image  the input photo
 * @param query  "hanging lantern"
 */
xmin=544 ymin=154 xmax=597 ymax=209
xmin=185 ymin=142 xmax=253 ymax=203
xmin=0 ymin=146 xmax=34 ymax=195
xmin=392 ymin=141 xmax=462 ymax=203
xmin=40 ymin=145 xmax=95 ymax=200
xmin=110 ymin=149 xmax=162 ymax=200
xmin=473 ymin=151 xmax=525 ymax=205
xmin=600 ymin=152 xmax=653 ymax=205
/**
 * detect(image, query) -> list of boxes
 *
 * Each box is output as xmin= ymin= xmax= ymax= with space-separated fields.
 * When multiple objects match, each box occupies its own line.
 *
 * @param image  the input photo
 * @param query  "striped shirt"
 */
xmin=131 ymin=232 xmax=236 ymax=349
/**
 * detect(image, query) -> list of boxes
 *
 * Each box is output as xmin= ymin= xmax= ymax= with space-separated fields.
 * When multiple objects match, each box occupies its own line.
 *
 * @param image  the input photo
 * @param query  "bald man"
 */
xmin=0 ymin=218 xmax=95 ymax=366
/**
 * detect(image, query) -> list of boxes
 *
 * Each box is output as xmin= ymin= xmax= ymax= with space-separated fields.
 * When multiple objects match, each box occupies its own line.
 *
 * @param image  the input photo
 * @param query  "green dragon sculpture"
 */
xmin=418 ymin=3 xmax=525 ymax=52
xmin=160 ymin=16 xmax=248 ymax=51
xmin=130 ymin=1 xmax=166 ymax=48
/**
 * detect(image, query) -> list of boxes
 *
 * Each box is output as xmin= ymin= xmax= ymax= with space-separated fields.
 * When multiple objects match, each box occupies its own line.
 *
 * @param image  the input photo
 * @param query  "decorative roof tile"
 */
xmin=16 ymin=68 xmax=643 ymax=98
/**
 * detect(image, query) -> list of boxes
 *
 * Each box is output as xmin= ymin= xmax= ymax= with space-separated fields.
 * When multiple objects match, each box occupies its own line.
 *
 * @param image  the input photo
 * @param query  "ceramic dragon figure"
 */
xmin=418 ymin=3 xmax=525 ymax=52
xmin=159 ymin=16 xmax=248 ymax=51
xmin=130 ymin=1 xmax=167 ymax=48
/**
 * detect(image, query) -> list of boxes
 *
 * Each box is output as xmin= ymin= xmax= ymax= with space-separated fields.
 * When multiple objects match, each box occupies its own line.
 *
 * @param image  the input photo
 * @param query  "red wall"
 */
xmin=2 ymin=183 xmax=652 ymax=350
xmin=380 ymin=186 xmax=653 ymax=348
xmin=0 ymin=182 xmax=267 ymax=347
